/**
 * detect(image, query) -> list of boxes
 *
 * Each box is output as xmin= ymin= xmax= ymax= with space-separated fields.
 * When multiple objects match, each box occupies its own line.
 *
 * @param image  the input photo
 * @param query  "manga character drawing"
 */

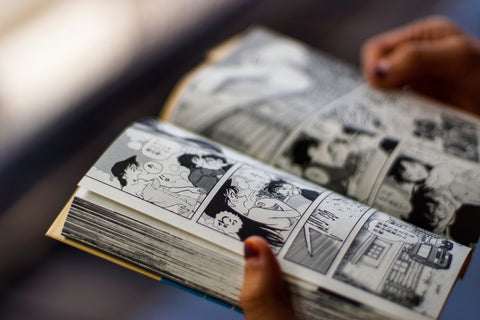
xmin=262 ymin=179 xmax=345 ymax=262
xmin=177 ymin=153 xmax=233 ymax=193
xmin=111 ymin=155 xmax=206 ymax=217
xmin=387 ymin=156 xmax=480 ymax=246
xmin=284 ymin=124 xmax=397 ymax=195
xmin=262 ymin=179 xmax=319 ymax=213
xmin=201 ymin=168 xmax=317 ymax=248
xmin=203 ymin=179 xmax=287 ymax=248
xmin=225 ymin=188 xmax=300 ymax=230
xmin=287 ymin=134 xmax=356 ymax=193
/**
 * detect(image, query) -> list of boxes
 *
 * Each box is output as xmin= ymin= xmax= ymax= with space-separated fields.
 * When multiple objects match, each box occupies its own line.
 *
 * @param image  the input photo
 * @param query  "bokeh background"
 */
xmin=0 ymin=1 xmax=479 ymax=319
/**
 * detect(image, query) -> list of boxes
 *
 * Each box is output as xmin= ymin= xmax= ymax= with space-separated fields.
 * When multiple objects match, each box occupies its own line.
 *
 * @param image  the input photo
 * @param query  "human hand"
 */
xmin=239 ymin=236 xmax=296 ymax=320
xmin=362 ymin=16 xmax=480 ymax=115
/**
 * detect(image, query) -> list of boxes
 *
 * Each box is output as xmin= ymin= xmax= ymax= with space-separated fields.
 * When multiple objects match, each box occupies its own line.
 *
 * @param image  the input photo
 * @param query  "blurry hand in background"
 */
xmin=362 ymin=16 xmax=480 ymax=115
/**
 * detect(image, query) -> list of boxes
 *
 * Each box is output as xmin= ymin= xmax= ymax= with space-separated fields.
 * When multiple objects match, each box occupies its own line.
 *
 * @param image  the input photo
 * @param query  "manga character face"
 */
xmin=274 ymin=183 xmax=298 ymax=198
xmin=327 ymin=138 xmax=351 ymax=165
xmin=307 ymin=142 xmax=325 ymax=164
xmin=123 ymin=163 xmax=141 ymax=182
xmin=307 ymin=137 xmax=352 ymax=167
xmin=400 ymin=160 xmax=429 ymax=183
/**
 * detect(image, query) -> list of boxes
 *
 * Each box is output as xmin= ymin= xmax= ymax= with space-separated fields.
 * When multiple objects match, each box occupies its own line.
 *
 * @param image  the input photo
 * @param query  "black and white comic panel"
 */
xmin=86 ymin=123 xmax=234 ymax=219
xmin=333 ymin=212 xmax=458 ymax=314
xmin=372 ymin=152 xmax=480 ymax=247
xmin=284 ymin=193 xmax=371 ymax=274
xmin=198 ymin=165 xmax=326 ymax=250
xmin=276 ymin=120 xmax=398 ymax=196
xmin=411 ymin=113 xmax=479 ymax=162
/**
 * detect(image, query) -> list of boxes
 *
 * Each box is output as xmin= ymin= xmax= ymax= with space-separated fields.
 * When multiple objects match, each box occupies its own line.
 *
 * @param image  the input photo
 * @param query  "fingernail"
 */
xmin=244 ymin=241 xmax=260 ymax=260
xmin=373 ymin=60 xmax=390 ymax=79
xmin=373 ymin=66 xmax=386 ymax=78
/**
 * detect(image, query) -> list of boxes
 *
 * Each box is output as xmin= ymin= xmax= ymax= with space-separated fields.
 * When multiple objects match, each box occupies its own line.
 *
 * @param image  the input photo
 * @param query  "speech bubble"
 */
xmin=368 ymin=220 xmax=418 ymax=244
xmin=213 ymin=211 xmax=243 ymax=235
xmin=142 ymin=138 xmax=181 ymax=160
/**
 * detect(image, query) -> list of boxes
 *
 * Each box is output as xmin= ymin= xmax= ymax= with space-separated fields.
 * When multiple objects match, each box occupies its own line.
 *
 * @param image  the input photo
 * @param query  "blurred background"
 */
xmin=0 ymin=0 xmax=479 ymax=319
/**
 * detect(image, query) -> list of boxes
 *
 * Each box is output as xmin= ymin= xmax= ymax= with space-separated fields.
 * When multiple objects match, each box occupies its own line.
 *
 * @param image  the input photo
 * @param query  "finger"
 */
xmin=371 ymin=36 xmax=474 ymax=87
xmin=362 ymin=26 xmax=420 ymax=82
xmin=239 ymin=236 xmax=296 ymax=320
xmin=362 ymin=16 xmax=460 ymax=83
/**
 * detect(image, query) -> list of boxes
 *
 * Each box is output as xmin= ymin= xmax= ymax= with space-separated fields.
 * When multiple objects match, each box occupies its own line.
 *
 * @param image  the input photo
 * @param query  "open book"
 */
xmin=47 ymin=27 xmax=478 ymax=320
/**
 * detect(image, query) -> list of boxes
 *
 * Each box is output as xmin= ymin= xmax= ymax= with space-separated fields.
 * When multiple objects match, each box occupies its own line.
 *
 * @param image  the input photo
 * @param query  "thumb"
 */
xmin=372 ymin=36 xmax=475 ymax=87
xmin=239 ymin=236 xmax=296 ymax=320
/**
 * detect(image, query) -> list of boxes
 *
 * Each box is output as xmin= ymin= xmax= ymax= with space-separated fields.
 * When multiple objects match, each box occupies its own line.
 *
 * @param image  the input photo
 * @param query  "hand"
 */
xmin=362 ymin=15 xmax=480 ymax=115
xmin=239 ymin=236 xmax=296 ymax=320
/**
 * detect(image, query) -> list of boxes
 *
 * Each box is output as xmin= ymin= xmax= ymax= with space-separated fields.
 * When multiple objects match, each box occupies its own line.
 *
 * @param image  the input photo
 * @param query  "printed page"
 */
xmin=311 ymin=85 xmax=480 ymax=163
xmin=78 ymin=120 xmax=470 ymax=320
xmin=365 ymin=140 xmax=480 ymax=247
xmin=170 ymin=27 xmax=363 ymax=163
xmin=171 ymin=28 xmax=480 ymax=166
xmin=270 ymin=85 xmax=480 ymax=247
xmin=167 ymin=27 xmax=480 ymax=246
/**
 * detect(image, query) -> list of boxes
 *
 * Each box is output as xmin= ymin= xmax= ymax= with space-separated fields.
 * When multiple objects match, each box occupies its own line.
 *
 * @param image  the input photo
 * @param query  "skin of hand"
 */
xmin=362 ymin=15 xmax=480 ymax=115
xmin=239 ymin=236 xmax=297 ymax=320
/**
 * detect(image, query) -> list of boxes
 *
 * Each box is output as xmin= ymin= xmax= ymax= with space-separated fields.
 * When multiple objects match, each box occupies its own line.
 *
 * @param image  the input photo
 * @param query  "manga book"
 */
xmin=48 ymin=27 xmax=478 ymax=320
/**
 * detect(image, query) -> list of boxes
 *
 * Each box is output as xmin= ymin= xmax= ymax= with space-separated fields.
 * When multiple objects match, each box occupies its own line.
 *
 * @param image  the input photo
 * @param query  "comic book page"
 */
xmin=171 ymin=28 xmax=480 ymax=165
xmin=366 ymin=140 xmax=480 ymax=247
xmin=314 ymin=85 xmax=480 ymax=163
xmin=168 ymin=27 xmax=480 ymax=248
xmin=169 ymin=27 xmax=363 ymax=164
xmin=76 ymin=120 xmax=470 ymax=320
xmin=269 ymin=85 xmax=480 ymax=247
